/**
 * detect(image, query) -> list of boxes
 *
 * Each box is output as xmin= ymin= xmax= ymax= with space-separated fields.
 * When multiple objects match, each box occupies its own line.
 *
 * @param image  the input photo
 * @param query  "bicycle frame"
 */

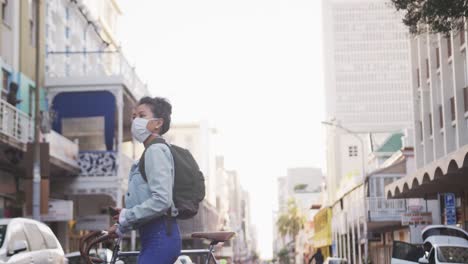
xmin=80 ymin=231 xmax=235 ymax=264
xmin=109 ymin=237 xmax=218 ymax=264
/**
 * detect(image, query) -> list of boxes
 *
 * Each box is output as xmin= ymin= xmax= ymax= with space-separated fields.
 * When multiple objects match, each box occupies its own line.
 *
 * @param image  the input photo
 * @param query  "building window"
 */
xmin=450 ymin=97 xmax=456 ymax=121
xmin=461 ymin=22 xmax=466 ymax=45
xmin=1 ymin=69 xmax=9 ymax=100
xmin=436 ymin=47 xmax=440 ymax=69
xmin=65 ymin=26 xmax=70 ymax=39
xmin=416 ymin=68 xmax=420 ymax=87
xmin=2 ymin=0 xmax=11 ymax=26
xmin=28 ymin=85 xmax=34 ymax=117
xmin=429 ymin=113 xmax=433 ymax=136
xmin=1 ymin=0 xmax=6 ymax=22
xmin=65 ymin=6 xmax=69 ymax=20
xmin=447 ymin=37 xmax=452 ymax=58
xmin=348 ymin=145 xmax=358 ymax=157
xmin=439 ymin=105 xmax=444 ymax=128
xmin=419 ymin=121 xmax=424 ymax=142
xmin=426 ymin=59 xmax=430 ymax=79
xmin=464 ymin=87 xmax=468 ymax=113
xmin=463 ymin=51 xmax=468 ymax=86
xmin=2 ymin=69 xmax=9 ymax=91
xmin=29 ymin=0 xmax=36 ymax=46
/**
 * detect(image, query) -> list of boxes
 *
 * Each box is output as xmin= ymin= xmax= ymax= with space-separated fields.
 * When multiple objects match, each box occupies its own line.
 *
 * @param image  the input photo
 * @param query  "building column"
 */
xmin=352 ymin=217 xmax=356 ymax=264
xmin=131 ymin=230 xmax=136 ymax=251
xmin=334 ymin=229 xmax=339 ymax=257
xmin=116 ymin=88 xmax=124 ymax=208
xmin=339 ymin=233 xmax=343 ymax=258
xmin=57 ymin=222 xmax=69 ymax=253
xmin=357 ymin=217 xmax=362 ymax=264
xmin=364 ymin=218 xmax=369 ymax=263
xmin=347 ymin=219 xmax=351 ymax=263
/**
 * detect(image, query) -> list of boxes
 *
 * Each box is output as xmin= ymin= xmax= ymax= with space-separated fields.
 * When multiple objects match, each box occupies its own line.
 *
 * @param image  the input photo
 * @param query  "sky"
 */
xmin=118 ymin=0 xmax=325 ymax=259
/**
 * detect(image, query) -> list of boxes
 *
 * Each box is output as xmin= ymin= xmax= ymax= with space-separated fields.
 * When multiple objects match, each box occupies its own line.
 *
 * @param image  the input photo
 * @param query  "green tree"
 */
xmin=277 ymin=247 xmax=291 ymax=264
xmin=276 ymin=199 xmax=306 ymax=243
xmin=390 ymin=0 xmax=468 ymax=34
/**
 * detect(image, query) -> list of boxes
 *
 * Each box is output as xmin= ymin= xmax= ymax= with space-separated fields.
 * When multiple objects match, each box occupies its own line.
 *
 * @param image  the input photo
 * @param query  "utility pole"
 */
xmin=32 ymin=0 xmax=41 ymax=221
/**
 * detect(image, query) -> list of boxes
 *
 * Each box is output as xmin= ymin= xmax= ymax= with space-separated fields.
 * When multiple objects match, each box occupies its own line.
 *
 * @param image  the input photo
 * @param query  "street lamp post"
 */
xmin=32 ymin=0 xmax=42 ymax=221
xmin=321 ymin=121 xmax=368 ymax=264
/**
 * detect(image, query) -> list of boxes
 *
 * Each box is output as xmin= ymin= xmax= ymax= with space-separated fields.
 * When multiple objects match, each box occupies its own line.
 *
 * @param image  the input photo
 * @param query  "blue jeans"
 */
xmin=138 ymin=218 xmax=181 ymax=264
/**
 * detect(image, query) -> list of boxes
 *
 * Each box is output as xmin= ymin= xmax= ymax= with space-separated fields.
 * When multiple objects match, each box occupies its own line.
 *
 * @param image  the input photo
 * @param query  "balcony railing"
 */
xmin=78 ymin=151 xmax=133 ymax=178
xmin=46 ymin=51 xmax=149 ymax=100
xmin=367 ymin=197 xmax=406 ymax=222
xmin=45 ymin=130 xmax=79 ymax=168
xmin=0 ymin=98 xmax=33 ymax=144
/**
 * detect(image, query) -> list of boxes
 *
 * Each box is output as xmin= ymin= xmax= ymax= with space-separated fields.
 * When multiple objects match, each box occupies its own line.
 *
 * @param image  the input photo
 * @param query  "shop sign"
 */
xmin=41 ymin=199 xmax=73 ymax=222
xmin=445 ymin=193 xmax=456 ymax=225
xmin=401 ymin=212 xmax=432 ymax=226
xmin=313 ymin=207 xmax=332 ymax=247
xmin=76 ymin=215 xmax=110 ymax=231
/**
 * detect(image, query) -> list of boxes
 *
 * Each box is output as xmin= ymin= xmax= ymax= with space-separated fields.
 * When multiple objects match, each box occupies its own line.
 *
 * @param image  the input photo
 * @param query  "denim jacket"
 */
xmin=118 ymin=143 xmax=178 ymax=233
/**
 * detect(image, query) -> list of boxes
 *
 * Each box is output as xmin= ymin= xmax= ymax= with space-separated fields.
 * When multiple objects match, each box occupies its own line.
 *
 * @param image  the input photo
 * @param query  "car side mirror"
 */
xmin=418 ymin=257 xmax=429 ymax=264
xmin=7 ymin=240 xmax=28 ymax=257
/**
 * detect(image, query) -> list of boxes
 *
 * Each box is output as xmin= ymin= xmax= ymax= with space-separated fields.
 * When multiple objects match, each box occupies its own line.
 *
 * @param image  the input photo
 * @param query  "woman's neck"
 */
xmin=144 ymin=134 xmax=160 ymax=147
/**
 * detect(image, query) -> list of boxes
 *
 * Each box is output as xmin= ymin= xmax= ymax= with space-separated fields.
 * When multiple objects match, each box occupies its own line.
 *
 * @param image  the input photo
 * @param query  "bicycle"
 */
xmin=79 ymin=230 xmax=236 ymax=264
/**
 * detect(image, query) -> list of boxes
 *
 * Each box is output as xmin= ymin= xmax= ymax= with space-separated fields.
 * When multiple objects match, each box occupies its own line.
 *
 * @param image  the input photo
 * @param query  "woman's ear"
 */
xmin=147 ymin=119 xmax=164 ymax=133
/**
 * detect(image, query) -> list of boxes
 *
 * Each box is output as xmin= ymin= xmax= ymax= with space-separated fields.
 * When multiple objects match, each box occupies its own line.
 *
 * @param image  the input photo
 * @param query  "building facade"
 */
xmin=0 ymin=0 xmax=84 ymax=252
xmin=386 ymin=20 xmax=468 ymax=232
xmin=226 ymin=170 xmax=257 ymax=264
xmin=273 ymin=167 xmax=323 ymax=261
xmin=44 ymin=0 xmax=150 ymax=252
xmin=322 ymin=0 xmax=414 ymax=206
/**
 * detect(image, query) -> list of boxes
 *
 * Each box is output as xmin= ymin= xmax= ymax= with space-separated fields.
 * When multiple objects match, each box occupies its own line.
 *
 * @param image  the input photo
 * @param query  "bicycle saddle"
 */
xmin=191 ymin=231 xmax=235 ymax=243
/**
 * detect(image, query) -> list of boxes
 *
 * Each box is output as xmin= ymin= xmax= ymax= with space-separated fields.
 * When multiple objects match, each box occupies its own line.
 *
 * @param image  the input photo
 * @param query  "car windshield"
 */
xmin=423 ymin=227 xmax=468 ymax=241
xmin=437 ymin=246 xmax=468 ymax=263
xmin=0 ymin=225 xmax=6 ymax=248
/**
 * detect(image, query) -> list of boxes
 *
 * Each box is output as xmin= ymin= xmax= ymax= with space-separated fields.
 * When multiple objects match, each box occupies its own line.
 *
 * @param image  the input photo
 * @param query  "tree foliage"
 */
xmin=277 ymin=248 xmax=291 ymax=264
xmin=390 ymin=0 xmax=468 ymax=34
xmin=276 ymin=199 xmax=306 ymax=241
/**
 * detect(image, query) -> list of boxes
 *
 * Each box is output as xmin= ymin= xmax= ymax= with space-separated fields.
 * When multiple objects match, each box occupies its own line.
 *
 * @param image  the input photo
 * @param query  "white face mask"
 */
xmin=131 ymin=117 xmax=159 ymax=143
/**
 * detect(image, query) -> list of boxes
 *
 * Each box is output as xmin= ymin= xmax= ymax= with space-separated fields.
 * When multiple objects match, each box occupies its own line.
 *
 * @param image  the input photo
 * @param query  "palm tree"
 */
xmin=276 ymin=198 xmax=306 ymax=244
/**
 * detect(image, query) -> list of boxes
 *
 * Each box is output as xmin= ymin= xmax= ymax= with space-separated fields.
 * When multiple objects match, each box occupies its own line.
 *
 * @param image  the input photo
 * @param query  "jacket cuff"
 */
xmin=119 ymin=209 xmax=129 ymax=226
xmin=116 ymin=225 xmax=126 ymax=237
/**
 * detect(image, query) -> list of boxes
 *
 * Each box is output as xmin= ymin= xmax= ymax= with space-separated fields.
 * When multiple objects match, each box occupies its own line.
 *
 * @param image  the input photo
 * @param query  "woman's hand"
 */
xmin=106 ymin=224 xmax=119 ymax=239
xmin=111 ymin=207 xmax=122 ymax=222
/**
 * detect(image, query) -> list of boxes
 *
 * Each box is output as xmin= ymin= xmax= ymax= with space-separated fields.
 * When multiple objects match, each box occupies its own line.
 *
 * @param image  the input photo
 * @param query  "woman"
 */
xmin=107 ymin=96 xmax=181 ymax=264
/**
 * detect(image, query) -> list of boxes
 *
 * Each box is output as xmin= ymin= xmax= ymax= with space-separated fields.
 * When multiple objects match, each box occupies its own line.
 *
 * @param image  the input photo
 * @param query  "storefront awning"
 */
xmin=385 ymin=144 xmax=468 ymax=199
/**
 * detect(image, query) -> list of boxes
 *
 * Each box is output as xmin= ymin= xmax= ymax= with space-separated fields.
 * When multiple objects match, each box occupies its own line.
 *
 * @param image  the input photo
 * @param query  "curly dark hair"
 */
xmin=138 ymin=96 xmax=172 ymax=135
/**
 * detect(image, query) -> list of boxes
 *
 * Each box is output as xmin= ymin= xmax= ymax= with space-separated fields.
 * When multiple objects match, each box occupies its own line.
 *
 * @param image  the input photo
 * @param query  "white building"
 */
xmin=386 ymin=21 xmax=468 ymax=229
xmin=45 ymin=0 xmax=150 ymax=252
xmin=322 ymin=0 xmax=414 ymax=204
xmin=274 ymin=168 xmax=323 ymax=258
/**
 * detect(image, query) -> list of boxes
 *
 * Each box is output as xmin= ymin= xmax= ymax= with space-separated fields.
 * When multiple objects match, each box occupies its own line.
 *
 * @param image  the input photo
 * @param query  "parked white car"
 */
xmin=0 ymin=218 xmax=66 ymax=264
xmin=391 ymin=225 xmax=468 ymax=264
xmin=324 ymin=257 xmax=348 ymax=264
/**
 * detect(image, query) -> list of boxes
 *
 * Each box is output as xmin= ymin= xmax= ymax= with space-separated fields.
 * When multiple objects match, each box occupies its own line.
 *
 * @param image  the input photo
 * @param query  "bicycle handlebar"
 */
xmin=79 ymin=230 xmax=114 ymax=264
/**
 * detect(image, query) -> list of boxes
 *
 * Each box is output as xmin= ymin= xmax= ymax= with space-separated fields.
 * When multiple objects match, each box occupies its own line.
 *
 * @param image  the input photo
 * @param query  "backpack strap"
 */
xmin=138 ymin=137 xmax=168 ymax=182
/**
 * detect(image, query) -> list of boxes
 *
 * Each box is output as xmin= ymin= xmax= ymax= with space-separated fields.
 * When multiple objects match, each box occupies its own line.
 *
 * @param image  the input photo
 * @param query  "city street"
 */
xmin=1 ymin=0 xmax=468 ymax=264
